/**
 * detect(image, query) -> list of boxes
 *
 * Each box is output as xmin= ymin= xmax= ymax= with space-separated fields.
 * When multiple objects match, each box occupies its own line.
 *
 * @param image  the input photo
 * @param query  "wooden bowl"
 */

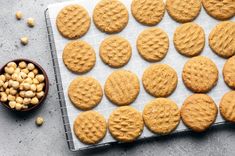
xmin=0 ymin=59 xmax=49 ymax=112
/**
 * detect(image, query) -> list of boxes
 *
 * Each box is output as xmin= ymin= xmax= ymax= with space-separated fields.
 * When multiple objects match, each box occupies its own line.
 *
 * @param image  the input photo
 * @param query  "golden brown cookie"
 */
xmin=62 ymin=40 xmax=96 ymax=73
xmin=223 ymin=55 xmax=235 ymax=89
xmin=99 ymin=36 xmax=132 ymax=68
xmin=181 ymin=94 xmax=218 ymax=132
xmin=68 ymin=77 xmax=103 ymax=110
xmin=174 ymin=23 xmax=205 ymax=57
xmin=143 ymin=98 xmax=180 ymax=135
xmin=74 ymin=111 xmax=107 ymax=144
xmin=166 ymin=0 xmax=201 ymax=23
xmin=142 ymin=64 xmax=178 ymax=97
xmin=182 ymin=56 xmax=218 ymax=93
xmin=104 ymin=70 xmax=140 ymax=106
xmin=220 ymin=91 xmax=235 ymax=122
xmin=93 ymin=0 xmax=128 ymax=33
xmin=137 ymin=28 xmax=169 ymax=62
xmin=108 ymin=106 xmax=144 ymax=142
xmin=56 ymin=4 xmax=90 ymax=39
xmin=131 ymin=0 xmax=165 ymax=26
xmin=202 ymin=0 xmax=235 ymax=20
xmin=209 ymin=21 xmax=235 ymax=58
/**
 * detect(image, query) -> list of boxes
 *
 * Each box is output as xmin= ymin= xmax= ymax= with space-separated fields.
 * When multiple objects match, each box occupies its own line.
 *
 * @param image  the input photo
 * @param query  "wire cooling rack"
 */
xmin=44 ymin=0 xmax=233 ymax=151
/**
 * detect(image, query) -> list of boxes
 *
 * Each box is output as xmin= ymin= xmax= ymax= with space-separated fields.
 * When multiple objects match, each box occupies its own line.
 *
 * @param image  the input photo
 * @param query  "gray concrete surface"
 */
xmin=0 ymin=0 xmax=235 ymax=156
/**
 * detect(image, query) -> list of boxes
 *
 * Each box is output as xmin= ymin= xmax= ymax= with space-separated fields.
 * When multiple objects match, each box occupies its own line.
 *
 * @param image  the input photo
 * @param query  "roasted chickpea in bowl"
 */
xmin=0 ymin=59 xmax=49 ymax=112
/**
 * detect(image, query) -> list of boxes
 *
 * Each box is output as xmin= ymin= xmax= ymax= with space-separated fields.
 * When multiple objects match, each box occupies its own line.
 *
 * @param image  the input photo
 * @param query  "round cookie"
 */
xmin=68 ymin=77 xmax=103 ymax=110
xmin=62 ymin=40 xmax=96 ymax=73
xmin=74 ymin=111 xmax=107 ymax=144
xmin=166 ymin=0 xmax=201 ymax=23
xmin=143 ymin=98 xmax=180 ymax=135
xmin=174 ymin=23 xmax=205 ymax=57
xmin=209 ymin=21 xmax=235 ymax=58
xmin=223 ymin=55 xmax=235 ymax=89
xmin=220 ymin=91 xmax=235 ymax=122
xmin=202 ymin=0 xmax=235 ymax=20
xmin=131 ymin=0 xmax=165 ymax=26
xmin=181 ymin=94 xmax=218 ymax=132
xmin=104 ymin=70 xmax=140 ymax=106
xmin=93 ymin=0 xmax=129 ymax=33
xmin=142 ymin=64 xmax=178 ymax=97
xmin=56 ymin=4 xmax=91 ymax=39
xmin=182 ymin=56 xmax=218 ymax=93
xmin=137 ymin=28 xmax=169 ymax=62
xmin=99 ymin=36 xmax=132 ymax=68
xmin=108 ymin=106 xmax=144 ymax=142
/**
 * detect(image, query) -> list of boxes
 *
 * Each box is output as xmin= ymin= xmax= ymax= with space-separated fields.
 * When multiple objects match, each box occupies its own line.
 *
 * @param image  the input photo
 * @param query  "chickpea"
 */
xmin=0 ymin=87 xmax=3 ymax=92
xmin=19 ymin=83 xmax=24 ymax=91
xmin=0 ymin=80 xmax=4 ymax=87
xmin=36 ymin=83 xmax=44 ymax=92
xmin=4 ymin=73 xmax=11 ymax=80
xmin=19 ymin=72 xmax=27 ymax=79
xmin=11 ymin=73 xmax=18 ymax=81
xmin=0 ymin=92 xmax=7 ymax=102
xmin=28 ymin=72 xmax=35 ymax=79
xmin=8 ymin=80 xmax=13 ymax=87
xmin=3 ymin=82 xmax=8 ymax=89
xmin=15 ymin=103 xmax=23 ymax=110
xmin=23 ymin=83 xmax=31 ymax=90
xmin=0 ymin=75 xmax=6 ymax=82
xmin=19 ymin=61 xmax=27 ymax=69
xmin=7 ymin=94 xmax=15 ymax=101
xmin=16 ymin=96 xmax=23 ymax=104
xmin=33 ymin=69 xmax=38 ymax=75
xmin=14 ymin=68 xmax=21 ymax=74
xmin=9 ymin=101 xmax=16 ymax=109
xmin=24 ymin=77 xmax=32 ymax=84
xmin=27 ymin=18 xmax=35 ymax=27
xmin=22 ymin=105 xmax=28 ymax=109
xmin=4 ymin=67 xmax=14 ymax=75
xmin=5 ymin=88 xmax=10 ymax=95
xmin=17 ymin=76 xmax=24 ymax=83
xmin=31 ymin=97 xmax=39 ymax=105
xmin=15 ymin=11 xmax=23 ymax=20
xmin=12 ymin=81 xmax=20 ymax=89
xmin=23 ymin=98 xmax=31 ymax=105
xmin=21 ymin=68 xmax=29 ymax=74
xmin=35 ymin=116 xmax=44 ymax=126
xmin=9 ymin=88 xmax=17 ymax=95
xmin=36 ymin=91 xmax=45 ymax=99
xmin=30 ymin=84 xmax=37 ymax=92
xmin=33 ymin=78 xmax=39 ymax=84
xmin=27 ymin=63 xmax=35 ymax=71
xmin=20 ymin=37 xmax=28 ymax=45
xmin=36 ymin=74 xmax=45 ymax=83
xmin=24 ymin=91 xmax=35 ymax=98
xmin=19 ymin=91 xmax=25 ymax=97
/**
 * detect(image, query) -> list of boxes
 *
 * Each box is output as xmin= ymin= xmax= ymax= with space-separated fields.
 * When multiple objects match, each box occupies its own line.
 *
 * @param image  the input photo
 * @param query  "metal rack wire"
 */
xmin=44 ymin=9 xmax=75 ymax=151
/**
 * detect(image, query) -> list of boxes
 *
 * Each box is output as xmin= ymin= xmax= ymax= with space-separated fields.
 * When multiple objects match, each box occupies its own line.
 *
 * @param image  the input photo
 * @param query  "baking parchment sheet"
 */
xmin=47 ymin=0 xmax=234 ymax=150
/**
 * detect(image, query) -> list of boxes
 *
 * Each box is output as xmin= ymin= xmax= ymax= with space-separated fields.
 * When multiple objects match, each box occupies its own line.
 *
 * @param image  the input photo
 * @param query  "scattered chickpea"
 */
xmin=35 ymin=116 xmax=44 ymax=126
xmin=20 ymin=37 xmax=28 ymax=45
xmin=15 ymin=11 xmax=23 ymax=20
xmin=27 ymin=18 xmax=35 ymax=27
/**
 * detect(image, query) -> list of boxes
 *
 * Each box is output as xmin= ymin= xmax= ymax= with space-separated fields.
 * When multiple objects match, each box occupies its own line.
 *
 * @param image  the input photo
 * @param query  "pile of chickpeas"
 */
xmin=0 ymin=61 xmax=46 ymax=110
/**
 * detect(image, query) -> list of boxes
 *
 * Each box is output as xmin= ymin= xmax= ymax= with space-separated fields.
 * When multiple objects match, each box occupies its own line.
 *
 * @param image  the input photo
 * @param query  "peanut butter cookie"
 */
xmin=220 ymin=91 xmax=235 ymax=122
xmin=181 ymin=94 xmax=218 ymax=132
xmin=223 ymin=55 xmax=235 ymax=89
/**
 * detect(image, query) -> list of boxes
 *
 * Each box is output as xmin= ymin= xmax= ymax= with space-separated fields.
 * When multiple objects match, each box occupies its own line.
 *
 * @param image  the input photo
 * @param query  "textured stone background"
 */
xmin=0 ymin=0 xmax=235 ymax=156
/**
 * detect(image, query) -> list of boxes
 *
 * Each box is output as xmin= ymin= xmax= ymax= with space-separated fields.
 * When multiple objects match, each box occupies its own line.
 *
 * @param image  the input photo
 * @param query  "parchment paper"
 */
xmin=47 ymin=0 xmax=234 ymax=150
